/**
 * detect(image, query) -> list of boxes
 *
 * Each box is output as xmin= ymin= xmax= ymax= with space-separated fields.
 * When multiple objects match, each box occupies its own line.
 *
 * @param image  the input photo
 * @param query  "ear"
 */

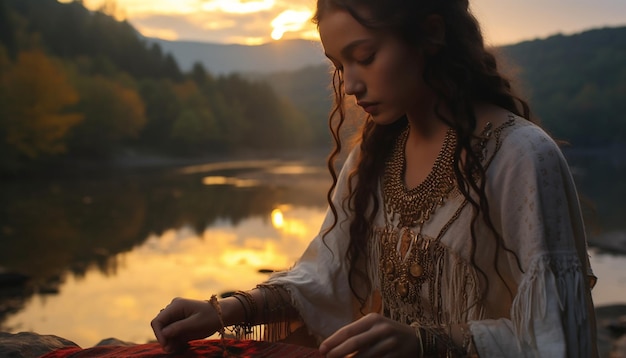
xmin=422 ymin=14 xmax=445 ymax=55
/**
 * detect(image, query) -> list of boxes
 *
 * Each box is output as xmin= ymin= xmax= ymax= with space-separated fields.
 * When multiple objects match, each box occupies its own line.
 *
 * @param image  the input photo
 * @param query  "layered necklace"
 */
xmin=379 ymin=124 xmax=459 ymax=309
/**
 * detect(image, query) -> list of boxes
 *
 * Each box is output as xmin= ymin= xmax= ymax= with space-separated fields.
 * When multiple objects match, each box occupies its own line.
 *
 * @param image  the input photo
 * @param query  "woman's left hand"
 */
xmin=318 ymin=313 xmax=420 ymax=357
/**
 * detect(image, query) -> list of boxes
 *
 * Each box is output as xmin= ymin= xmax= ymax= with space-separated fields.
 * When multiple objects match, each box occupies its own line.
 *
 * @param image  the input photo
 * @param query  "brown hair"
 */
xmin=315 ymin=0 xmax=531 ymax=307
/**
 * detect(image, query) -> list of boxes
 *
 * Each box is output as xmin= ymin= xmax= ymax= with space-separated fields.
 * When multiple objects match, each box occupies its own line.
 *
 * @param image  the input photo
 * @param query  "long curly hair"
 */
xmin=315 ymin=0 xmax=532 ymax=308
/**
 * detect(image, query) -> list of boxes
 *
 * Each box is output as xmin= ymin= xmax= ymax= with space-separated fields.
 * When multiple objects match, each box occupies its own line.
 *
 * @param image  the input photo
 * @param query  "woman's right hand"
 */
xmin=151 ymin=297 xmax=220 ymax=353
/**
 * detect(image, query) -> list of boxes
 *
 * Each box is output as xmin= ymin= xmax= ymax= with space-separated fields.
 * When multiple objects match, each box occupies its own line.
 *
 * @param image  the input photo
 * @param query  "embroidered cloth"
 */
xmin=41 ymin=339 xmax=323 ymax=358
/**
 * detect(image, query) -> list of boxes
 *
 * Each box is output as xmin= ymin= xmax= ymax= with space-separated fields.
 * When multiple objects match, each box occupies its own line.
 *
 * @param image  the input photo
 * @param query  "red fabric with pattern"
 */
xmin=40 ymin=339 xmax=323 ymax=357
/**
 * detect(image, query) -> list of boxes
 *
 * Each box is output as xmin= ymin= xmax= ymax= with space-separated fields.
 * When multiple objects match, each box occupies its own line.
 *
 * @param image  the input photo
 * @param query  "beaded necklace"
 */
xmin=380 ymin=125 xmax=459 ymax=306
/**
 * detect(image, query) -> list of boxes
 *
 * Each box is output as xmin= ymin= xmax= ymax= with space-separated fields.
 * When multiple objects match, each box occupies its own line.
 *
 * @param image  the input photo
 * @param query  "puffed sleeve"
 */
xmin=469 ymin=121 xmax=597 ymax=357
xmin=263 ymin=148 xmax=360 ymax=340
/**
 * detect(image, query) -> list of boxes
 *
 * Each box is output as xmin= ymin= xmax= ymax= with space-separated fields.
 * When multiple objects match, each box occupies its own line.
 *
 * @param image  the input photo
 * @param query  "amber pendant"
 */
xmin=398 ymin=227 xmax=416 ymax=259
xmin=409 ymin=263 xmax=424 ymax=278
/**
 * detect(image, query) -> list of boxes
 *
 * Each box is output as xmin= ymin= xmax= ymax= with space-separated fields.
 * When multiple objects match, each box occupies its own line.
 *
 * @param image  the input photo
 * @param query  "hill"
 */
xmin=0 ymin=0 xmax=314 ymax=174
xmin=499 ymin=27 xmax=626 ymax=146
xmin=262 ymin=27 xmax=626 ymax=147
xmin=151 ymin=26 xmax=626 ymax=146
xmin=0 ymin=0 xmax=624 ymax=175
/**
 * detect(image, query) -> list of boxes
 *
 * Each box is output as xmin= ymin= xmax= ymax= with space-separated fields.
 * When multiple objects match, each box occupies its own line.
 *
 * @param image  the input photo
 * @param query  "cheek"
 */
xmin=378 ymin=52 xmax=424 ymax=94
xmin=381 ymin=63 xmax=424 ymax=106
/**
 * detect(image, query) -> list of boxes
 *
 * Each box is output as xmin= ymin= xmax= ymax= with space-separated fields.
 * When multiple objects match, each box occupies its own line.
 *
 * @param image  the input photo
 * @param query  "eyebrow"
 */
xmin=325 ymin=39 xmax=374 ymax=62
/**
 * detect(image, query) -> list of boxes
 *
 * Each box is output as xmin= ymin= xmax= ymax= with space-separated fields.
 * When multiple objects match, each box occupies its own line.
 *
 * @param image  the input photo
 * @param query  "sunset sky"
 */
xmin=65 ymin=0 xmax=626 ymax=46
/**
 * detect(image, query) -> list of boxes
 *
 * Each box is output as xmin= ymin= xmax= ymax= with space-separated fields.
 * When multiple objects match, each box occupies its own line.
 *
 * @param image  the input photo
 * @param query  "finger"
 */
xmin=152 ymin=311 xmax=181 ymax=352
xmin=352 ymin=336 xmax=395 ymax=358
xmin=319 ymin=315 xmax=376 ymax=354
xmin=320 ymin=322 xmax=375 ymax=357
xmin=152 ymin=318 xmax=196 ymax=353
xmin=164 ymin=309 xmax=217 ymax=343
xmin=151 ymin=299 xmax=194 ymax=351
xmin=323 ymin=333 xmax=369 ymax=358
xmin=151 ymin=316 xmax=166 ymax=347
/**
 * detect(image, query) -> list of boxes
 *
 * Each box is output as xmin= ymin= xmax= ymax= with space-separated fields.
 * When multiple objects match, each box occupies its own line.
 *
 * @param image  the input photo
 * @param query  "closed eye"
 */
xmin=356 ymin=53 xmax=375 ymax=66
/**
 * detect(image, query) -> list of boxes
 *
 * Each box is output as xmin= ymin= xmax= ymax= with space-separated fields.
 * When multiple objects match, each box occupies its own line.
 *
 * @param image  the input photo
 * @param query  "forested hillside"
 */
xmin=266 ymin=27 xmax=626 ymax=148
xmin=0 ymin=0 xmax=623 ymax=176
xmin=500 ymin=27 xmax=626 ymax=146
xmin=0 ymin=0 xmax=312 ymax=174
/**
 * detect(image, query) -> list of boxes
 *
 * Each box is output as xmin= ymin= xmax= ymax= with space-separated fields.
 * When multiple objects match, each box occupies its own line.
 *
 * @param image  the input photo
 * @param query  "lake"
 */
xmin=0 ymin=150 xmax=625 ymax=348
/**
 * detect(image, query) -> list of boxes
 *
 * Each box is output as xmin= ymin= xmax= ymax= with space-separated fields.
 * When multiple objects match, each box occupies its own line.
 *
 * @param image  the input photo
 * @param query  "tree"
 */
xmin=0 ymin=0 xmax=18 ymax=60
xmin=0 ymin=49 xmax=82 ymax=163
xmin=138 ymin=78 xmax=181 ymax=149
xmin=170 ymin=80 xmax=220 ymax=154
xmin=68 ymin=75 xmax=146 ymax=157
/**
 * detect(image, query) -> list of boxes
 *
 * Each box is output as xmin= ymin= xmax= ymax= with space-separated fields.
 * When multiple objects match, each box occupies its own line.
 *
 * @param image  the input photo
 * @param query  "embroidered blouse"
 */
xmin=265 ymin=116 xmax=596 ymax=357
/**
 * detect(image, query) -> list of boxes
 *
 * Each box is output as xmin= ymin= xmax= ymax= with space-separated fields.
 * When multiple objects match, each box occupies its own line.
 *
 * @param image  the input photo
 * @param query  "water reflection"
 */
xmin=203 ymin=176 xmax=260 ymax=187
xmin=3 ymin=203 xmax=325 ymax=347
xmin=0 ymin=153 xmax=625 ymax=348
xmin=0 ymin=160 xmax=329 ymax=346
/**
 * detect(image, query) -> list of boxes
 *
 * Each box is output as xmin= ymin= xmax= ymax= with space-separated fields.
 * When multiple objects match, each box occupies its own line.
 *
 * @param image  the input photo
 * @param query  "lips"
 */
xmin=357 ymin=101 xmax=379 ymax=114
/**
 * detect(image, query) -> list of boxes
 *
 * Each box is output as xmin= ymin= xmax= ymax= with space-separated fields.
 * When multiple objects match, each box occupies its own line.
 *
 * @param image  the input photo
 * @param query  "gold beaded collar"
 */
xmin=382 ymin=125 xmax=458 ymax=232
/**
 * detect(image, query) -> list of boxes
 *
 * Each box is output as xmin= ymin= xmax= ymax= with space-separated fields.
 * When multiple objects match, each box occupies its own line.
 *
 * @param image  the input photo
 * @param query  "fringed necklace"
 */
xmin=379 ymin=124 xmax=459 ymax=314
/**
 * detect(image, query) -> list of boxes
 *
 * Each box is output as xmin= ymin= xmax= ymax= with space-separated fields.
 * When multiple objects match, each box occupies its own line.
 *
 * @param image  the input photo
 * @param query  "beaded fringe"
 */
xmin=368 ymin=229 xmax=483 ymax=326
xmin=227 ymin=321 xmax=294 ymax=342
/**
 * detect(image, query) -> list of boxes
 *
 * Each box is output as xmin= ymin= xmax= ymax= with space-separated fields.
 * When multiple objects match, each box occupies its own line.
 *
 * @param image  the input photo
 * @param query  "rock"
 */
xmin=95 ymin=337 xmax=136 ymax=346
xmin=0 ymin=331 xmax=79 ymax=358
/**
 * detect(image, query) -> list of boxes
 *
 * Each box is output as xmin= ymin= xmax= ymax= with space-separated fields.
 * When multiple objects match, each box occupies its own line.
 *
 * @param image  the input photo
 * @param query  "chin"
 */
xmin=370 ymin=113 xmax=405 ymax=126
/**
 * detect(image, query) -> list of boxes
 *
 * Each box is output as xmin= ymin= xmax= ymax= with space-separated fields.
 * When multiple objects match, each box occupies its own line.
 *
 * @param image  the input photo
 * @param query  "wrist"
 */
xmin=218 ymin=296 xmax=247 ymax=327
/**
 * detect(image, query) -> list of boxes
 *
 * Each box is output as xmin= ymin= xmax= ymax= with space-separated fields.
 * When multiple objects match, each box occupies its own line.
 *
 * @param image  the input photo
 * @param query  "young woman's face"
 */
xmin=319 ymin=9 xmax=434 ymax=125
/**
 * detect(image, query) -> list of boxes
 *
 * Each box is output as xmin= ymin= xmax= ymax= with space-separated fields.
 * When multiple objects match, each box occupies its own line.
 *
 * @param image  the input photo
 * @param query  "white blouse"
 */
xmin=265 ymin=116 xmax=596 ymax=357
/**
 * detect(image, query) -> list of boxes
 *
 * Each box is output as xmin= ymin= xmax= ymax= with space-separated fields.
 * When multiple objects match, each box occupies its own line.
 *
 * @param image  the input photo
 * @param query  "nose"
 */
xmin=343 ymin=66 xmax=365 ymax=97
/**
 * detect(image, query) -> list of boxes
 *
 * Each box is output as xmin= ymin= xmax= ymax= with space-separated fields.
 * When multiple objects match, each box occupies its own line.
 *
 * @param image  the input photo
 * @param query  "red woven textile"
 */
xmin=40 ymin=339 xmax=323 ymax=358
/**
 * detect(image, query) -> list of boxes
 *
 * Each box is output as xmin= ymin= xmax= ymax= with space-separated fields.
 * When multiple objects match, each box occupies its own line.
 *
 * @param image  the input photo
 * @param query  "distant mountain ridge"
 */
xmin=146 ymin=38 xmax=327 ymax=74
xmin=260 ymin=26 xmax=626 ymax=147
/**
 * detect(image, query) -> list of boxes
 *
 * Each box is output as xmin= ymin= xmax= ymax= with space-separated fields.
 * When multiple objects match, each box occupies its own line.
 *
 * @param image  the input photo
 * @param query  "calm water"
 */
xmin=0 ymin=151 xmax=624 ymax=348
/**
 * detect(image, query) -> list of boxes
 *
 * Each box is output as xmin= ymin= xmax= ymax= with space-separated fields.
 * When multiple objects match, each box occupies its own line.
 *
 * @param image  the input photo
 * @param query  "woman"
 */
xmin=151 ymin=0 xmax=598 ymax=356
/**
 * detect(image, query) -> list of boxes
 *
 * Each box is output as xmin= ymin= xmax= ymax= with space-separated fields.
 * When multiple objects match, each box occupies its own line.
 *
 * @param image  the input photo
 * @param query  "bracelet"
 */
xmin=260 ymin=284 xmax=288 ymax=314
xmin=231 ymin=294 xmax=250 ymax=323
xmin=208 ymin=295 xmax=226 ymax=353
xmin=234 ymin=290 xmax=258 ymax=323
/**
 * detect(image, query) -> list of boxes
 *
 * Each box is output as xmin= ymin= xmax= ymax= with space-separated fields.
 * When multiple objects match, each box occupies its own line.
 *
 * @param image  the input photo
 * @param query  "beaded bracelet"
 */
xmin=234 ymin=290 xmax=258 ymax=322
xmin=207 ymin=295 xmax=226 ymax=353
xmin=259 ymin=284 xmax=287 ymax=315
xmin=230 ymin=294 xmax=250 ymax=323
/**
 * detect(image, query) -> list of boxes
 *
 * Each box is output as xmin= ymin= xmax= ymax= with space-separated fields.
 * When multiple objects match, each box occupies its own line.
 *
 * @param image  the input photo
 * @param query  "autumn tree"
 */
xmin=0 ymin=48 xmax=82 ymax=170
xmin=68 ymin=74 xmax=146 ymax=157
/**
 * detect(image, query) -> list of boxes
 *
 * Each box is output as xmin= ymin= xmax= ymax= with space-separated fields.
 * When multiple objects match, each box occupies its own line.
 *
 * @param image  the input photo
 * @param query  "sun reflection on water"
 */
xmin=4 ymin=206 xmax=326 ymax=348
